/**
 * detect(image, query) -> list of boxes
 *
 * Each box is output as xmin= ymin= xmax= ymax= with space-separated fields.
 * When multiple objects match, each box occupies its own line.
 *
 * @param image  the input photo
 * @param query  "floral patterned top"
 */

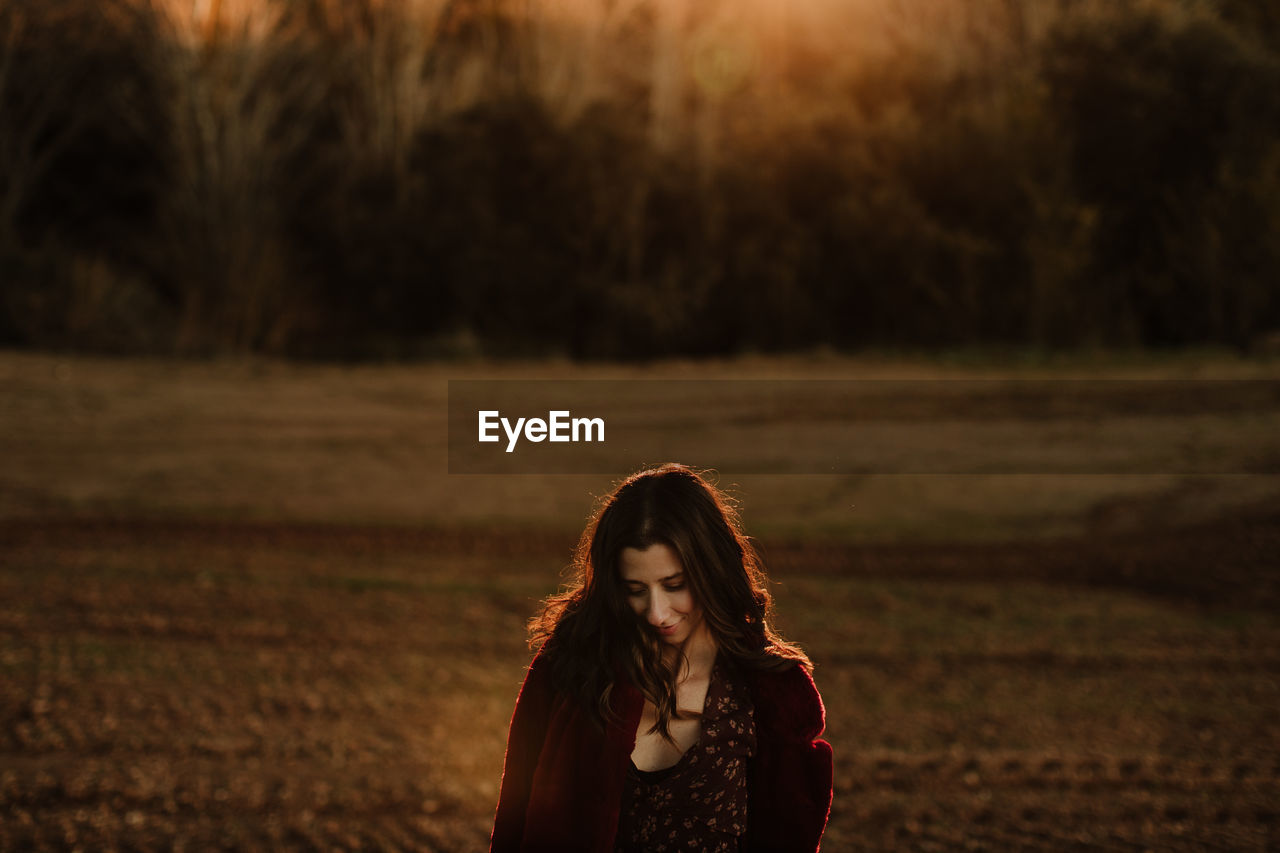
xmin=614 ymin=657 xmax=757 ymax=852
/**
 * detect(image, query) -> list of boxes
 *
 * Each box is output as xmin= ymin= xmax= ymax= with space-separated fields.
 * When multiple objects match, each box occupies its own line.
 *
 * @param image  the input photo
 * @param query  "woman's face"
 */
xmin=619 ymin=543 xmax=703 ymax=646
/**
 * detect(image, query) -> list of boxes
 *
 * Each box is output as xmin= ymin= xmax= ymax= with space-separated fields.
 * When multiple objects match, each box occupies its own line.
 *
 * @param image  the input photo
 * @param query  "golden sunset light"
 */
xmin=2 ymin=0 xmax=1278 ymax=848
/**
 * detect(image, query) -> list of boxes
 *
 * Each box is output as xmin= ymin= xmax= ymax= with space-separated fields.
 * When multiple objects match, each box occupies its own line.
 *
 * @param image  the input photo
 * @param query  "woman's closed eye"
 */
xmin=628 ymin=582 xmax=685 ymax=594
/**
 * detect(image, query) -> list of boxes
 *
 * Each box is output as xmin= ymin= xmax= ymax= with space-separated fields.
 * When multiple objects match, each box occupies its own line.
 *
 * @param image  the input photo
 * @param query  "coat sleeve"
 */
xmin=746 ymin=664 xmax=835 ymax=852
xmin=490 ymin=651 xmax=555 ymax=853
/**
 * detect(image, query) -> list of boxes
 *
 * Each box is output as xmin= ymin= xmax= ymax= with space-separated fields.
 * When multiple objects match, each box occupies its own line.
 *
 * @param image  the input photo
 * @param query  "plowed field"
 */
xmin=3 ymin=512 xmax=1277 ymax=850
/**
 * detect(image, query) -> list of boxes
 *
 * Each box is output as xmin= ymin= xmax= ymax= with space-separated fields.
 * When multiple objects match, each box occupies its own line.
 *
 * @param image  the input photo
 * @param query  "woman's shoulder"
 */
xmin=524 ymin=640 xmax=626 ymax=700
xmin=745 ymin=658 xmax=826 ymax=740
xmin=529 ymin=637 xmax=578 ymax=676
xmin=747 ymin=657 xmax=820 ymax=699
xmin=517 ymin=641 xmax=566 ymax=697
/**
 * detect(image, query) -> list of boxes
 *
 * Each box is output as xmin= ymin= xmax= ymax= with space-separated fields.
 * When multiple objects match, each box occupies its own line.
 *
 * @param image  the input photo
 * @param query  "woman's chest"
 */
xmin=629 ymin=675 xmax=710 ymax=771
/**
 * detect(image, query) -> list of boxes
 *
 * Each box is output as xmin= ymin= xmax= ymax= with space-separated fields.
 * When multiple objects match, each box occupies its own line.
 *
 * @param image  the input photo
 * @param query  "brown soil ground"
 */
xmin=2 ymin=511 xmax=1278 ymax=851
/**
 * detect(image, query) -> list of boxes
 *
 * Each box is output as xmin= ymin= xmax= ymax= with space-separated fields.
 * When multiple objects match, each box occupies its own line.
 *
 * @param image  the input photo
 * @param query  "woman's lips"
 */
xmin=657 ymin=619 xmax=683 ymax=636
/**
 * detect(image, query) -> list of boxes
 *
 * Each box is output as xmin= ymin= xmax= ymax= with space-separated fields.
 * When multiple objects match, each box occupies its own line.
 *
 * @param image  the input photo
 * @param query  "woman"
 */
xmin=490 ymin=463 xmax=833 ymax=853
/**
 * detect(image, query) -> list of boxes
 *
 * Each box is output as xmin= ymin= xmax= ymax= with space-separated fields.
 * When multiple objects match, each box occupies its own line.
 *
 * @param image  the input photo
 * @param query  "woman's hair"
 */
xmin=529 ymin=463 xmax=810 ymax=739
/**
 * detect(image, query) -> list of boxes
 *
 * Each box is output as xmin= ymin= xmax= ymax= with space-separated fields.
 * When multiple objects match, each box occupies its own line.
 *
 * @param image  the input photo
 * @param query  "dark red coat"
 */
xmin=490 ymin=649 xmax=834 ymax=852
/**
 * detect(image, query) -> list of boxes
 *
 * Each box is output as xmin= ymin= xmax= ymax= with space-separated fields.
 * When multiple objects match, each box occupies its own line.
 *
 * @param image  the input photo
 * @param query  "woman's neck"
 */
xmin=668 ymin=622 xmax=717 ymax=683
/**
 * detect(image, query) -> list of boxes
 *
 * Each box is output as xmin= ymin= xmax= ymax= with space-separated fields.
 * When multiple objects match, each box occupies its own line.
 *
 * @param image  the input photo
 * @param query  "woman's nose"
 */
xmin=647 ymin=592 xmax=670 ymax=625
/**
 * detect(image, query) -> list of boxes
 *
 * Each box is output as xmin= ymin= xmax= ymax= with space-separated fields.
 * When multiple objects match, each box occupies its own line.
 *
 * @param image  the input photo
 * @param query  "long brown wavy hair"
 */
xmin=529 ymin=463 xmax=810 ymax=740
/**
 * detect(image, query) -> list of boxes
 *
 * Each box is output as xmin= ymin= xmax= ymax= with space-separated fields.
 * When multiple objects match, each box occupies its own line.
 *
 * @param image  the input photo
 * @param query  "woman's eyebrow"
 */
xmin=624 ymin=572 xmax=684 ymax=586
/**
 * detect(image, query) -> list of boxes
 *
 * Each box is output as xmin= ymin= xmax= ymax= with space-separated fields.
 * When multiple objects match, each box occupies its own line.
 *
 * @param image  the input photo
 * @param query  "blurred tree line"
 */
xmin=0 ymin=0 xmax=1277 ymax=359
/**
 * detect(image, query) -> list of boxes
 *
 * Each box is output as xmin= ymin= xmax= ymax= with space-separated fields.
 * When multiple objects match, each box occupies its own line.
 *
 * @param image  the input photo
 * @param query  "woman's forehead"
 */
xmin=619 ymin=543 xmax=683 ymax=582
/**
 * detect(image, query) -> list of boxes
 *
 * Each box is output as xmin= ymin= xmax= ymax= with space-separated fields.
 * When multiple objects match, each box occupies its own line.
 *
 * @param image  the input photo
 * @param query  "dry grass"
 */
xmin=3 ymin=350 xmax=1278 ymax=539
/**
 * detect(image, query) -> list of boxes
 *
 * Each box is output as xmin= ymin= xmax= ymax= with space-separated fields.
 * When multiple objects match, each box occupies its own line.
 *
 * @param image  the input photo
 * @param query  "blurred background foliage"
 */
xmin=0 ymin=0 xmax=1277 ymax=359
